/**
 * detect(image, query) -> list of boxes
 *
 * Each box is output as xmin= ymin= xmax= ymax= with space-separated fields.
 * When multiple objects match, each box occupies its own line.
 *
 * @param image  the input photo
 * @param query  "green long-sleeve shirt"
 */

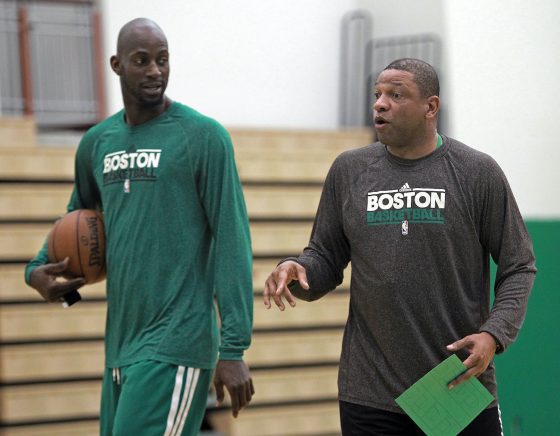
xmin=26 ymin=101 xmax=253 ymax=369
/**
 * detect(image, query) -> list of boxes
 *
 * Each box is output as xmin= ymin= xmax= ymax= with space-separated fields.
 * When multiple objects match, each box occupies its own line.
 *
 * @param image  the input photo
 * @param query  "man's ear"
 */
xmin=110 ymin=55 xmax=121 ymax=75
xmin=425 ymin=96 xmax=440 ymax=119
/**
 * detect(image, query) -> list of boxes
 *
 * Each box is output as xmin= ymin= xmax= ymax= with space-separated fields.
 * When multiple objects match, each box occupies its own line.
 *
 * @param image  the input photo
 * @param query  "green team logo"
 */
xmin=366 ymin=183 xmax=445 ymax=229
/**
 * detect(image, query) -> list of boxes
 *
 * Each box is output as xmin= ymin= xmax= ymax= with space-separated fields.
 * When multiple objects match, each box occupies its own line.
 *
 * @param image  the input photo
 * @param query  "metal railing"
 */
xmin=0 ymin=0 xmax=103 ymax=127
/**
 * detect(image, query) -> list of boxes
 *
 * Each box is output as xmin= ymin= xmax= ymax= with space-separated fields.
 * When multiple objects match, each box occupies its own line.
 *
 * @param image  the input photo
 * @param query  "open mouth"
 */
xmin=142 ymin=83 xmax=163 ymax=92
xmin=374 ymin=116 xmax=389 ymax=127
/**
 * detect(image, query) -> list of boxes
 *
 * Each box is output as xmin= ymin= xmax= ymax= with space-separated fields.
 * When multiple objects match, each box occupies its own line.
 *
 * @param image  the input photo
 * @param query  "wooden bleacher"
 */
xmin=0 ymin=118 xmax=372 ymax=436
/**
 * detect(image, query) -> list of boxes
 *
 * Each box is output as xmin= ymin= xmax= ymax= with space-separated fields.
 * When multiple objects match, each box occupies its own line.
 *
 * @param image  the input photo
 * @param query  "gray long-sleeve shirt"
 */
xmin=288 ymin=136 xmax=536 ymax=412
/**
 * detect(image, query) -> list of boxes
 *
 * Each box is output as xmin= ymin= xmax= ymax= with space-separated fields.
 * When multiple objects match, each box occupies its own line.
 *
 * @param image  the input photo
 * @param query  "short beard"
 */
xmin=121 ymin=77 xmax=166 ymax=108
xmin=139 ymin=93 xmax=165 ymax=107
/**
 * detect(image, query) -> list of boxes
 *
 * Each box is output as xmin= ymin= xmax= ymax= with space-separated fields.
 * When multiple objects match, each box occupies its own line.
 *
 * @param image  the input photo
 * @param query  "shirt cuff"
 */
xmin=219 ymin=348 xmax=244 ymax=361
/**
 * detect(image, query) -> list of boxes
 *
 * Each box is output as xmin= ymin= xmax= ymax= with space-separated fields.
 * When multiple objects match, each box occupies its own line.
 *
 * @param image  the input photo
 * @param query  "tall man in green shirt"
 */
xmin=26 ymin=18 xmax=254 ymax=435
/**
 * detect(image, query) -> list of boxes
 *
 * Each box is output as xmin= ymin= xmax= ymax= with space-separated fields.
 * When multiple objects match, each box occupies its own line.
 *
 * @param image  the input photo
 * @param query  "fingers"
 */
xmin=51 ymin=278 xmax=86 ymax=300
xmin=243 ymin=378 xmax=255 ymax=412
xmin=215 ymin=378 xmax=253 ymax=418
xmin=272 ymin=269 xmax=294 ymax=311
xmin=263 ymin=266 xmax=289 ymax=309
xmin=296 ymin=266 xmax=309 ymax=290
xmin=277 ymin=286 xmax=296 ymax=310
xmin=263 ymin=276 xmax=275 ymax=309
xmin=43 ymin=258 xmax=86 ymax=300
xmin=230 ymin=388 xmax=240 ymax=418
xmin=45 ymin=287 xmax=76 ymax=303
xmin=30 ymin=259 xmax=86 ymax=303
xmin=249 ymin=378 xmax=255 ymax=397
xmin=448 ymin=354 xmax=476 ymax=389
xmin=264 ymin=269 xmax=290 ymax=310
xmin=448 ymin=353 xmax=486 ymax=388
xmin=446 ymin=335 xmax=471 ymax=352
xmin=214 ymin=380 xmax=225 ymax=406
xmin=272 ymin=269 xmax=290 ymax=310
xmin=43 ymin=257 xmax=72 ymax=275
xmin=214 ymin=361 xmax=254 ymax=418
xmin=447 ymin=333 xmax=495 ymax=389
xmin=448 ymin=366 xmax=478 ymax=389
xmin=263 ymin=261 xmax=307 ymax=310
xmin=230 ymin=379 xmax=254 ymax=418
xmin=240 ymin=379 xmax=255 ymax=416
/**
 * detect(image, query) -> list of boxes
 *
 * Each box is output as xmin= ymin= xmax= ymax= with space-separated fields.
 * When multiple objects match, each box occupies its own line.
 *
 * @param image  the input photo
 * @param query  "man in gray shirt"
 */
xmin=264 ymin=58 xmax=536 ymax=435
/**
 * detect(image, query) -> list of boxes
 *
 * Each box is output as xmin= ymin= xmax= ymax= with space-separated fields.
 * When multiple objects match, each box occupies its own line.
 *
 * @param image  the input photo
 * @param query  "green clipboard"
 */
xmin=395 ymin=355 xmax=494 ymax=436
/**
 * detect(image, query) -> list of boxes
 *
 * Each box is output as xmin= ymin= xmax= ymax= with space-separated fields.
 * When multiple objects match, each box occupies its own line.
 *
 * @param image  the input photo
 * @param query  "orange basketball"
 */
xmin=47 ymin=209 xmax=106 ymax=284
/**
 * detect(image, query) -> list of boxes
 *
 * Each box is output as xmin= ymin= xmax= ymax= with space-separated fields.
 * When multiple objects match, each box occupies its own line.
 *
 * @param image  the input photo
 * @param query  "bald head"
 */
xmin=116 ymin=18 xmax=167 ymax=57
xmin=110 ymin=18 xmax=170 ymax=118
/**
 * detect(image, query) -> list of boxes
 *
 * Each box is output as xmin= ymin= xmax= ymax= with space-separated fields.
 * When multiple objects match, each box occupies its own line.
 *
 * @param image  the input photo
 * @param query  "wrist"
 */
xmin=480 ymin=331 xmax=502 ymax=353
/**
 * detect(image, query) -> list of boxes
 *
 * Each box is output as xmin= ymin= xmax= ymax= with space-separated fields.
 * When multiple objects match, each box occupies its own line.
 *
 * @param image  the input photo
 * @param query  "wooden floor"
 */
xmin=0 ymin=118 xmax=372 ymax=435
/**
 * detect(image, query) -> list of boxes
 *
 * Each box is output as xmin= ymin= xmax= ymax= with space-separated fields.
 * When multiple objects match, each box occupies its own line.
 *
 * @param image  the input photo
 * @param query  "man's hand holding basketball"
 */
xmin=263 ymin=260 xmax=309 ymax=311
xmin=29 ymin=257 xmax=85 ymax=303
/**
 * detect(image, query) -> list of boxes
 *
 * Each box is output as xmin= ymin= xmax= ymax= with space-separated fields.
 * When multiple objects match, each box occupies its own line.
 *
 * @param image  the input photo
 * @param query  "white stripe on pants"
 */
xmin=164 ymin=366 xmax=201 ymax=436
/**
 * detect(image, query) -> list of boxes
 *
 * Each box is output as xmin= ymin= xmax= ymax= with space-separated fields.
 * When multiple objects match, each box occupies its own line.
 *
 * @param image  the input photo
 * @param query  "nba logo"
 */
xmin=402 ymin=220 xmax=409 ymax=235
xmin=124 ymin=178 xmax=130 ymax=193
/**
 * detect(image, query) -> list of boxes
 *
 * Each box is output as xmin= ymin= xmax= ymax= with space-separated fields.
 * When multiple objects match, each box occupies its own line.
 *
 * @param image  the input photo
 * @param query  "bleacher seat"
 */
xmin=0 ymin=117 xmax=372 ymax=435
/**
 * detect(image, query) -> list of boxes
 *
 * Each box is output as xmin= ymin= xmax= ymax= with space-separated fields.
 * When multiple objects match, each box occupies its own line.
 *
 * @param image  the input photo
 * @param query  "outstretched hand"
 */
xmin=214 ymin=360 xmax=254 ymax=418
xmin=263 ymin=260 xmax=309 ymax=311
xmin=446 ymin=332 xmax=497 ymax=389
xmin=28 ymin=257 xmax=85 ymax=302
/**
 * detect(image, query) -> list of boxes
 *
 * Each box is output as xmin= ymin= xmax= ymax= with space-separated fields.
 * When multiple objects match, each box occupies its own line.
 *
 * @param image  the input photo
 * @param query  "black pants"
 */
xmin=339 ymin=401 xmax=503 ymax=436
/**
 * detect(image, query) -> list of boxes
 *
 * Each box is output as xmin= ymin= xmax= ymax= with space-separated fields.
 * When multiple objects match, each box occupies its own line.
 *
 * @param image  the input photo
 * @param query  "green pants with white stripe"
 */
xmin=100 ymin=360 xmax=213 ymax=436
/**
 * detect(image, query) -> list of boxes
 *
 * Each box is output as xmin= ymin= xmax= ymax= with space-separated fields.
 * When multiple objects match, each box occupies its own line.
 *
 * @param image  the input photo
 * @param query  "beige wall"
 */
xmin=444 ymin=0 xmax=560 ymax=216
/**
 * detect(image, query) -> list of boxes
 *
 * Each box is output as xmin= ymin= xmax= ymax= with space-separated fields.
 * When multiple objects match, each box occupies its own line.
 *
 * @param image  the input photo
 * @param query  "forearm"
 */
xmin=215 ymin=215 xmax=253 ymax=359
xmin=196 ymin=125 xmax=254 ymax=358
xmin=479 ymin=270 xmax=535 ymax=353
xmin=477 ymin=157 xmax=537 ymax=353
xmin=217 ymin=259 xmax=253 ymax=359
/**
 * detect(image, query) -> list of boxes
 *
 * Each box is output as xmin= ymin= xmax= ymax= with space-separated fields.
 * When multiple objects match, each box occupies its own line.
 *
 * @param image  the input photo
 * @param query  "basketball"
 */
xmin=47 ymin=209 xmax=106 ymax=284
